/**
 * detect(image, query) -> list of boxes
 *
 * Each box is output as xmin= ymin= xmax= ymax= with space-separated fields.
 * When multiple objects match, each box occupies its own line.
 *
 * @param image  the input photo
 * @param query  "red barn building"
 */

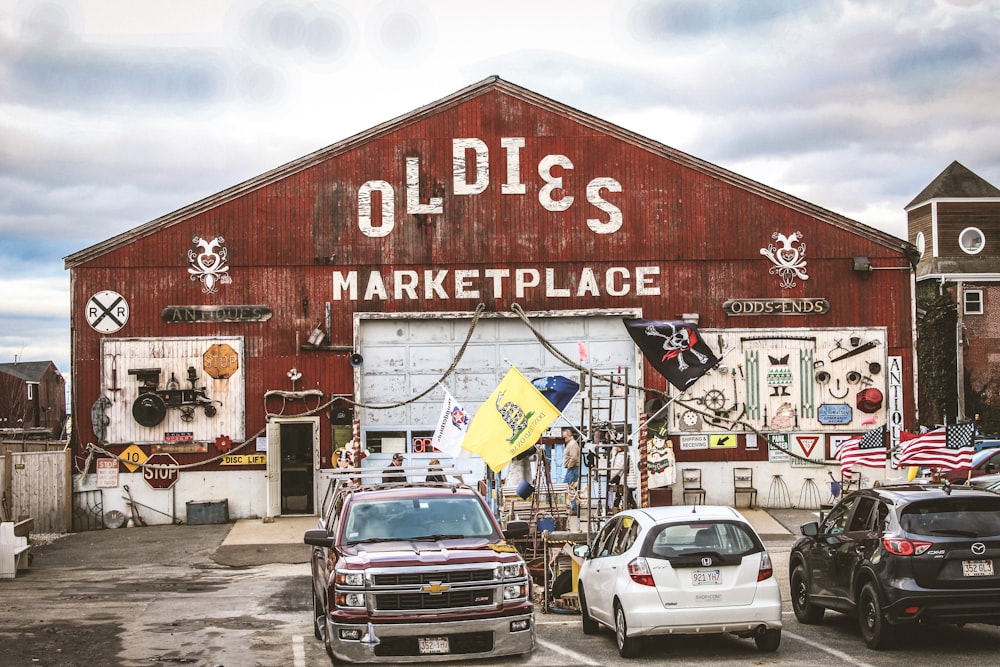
xmin=65 ymin=77 xmax=916 ymax=523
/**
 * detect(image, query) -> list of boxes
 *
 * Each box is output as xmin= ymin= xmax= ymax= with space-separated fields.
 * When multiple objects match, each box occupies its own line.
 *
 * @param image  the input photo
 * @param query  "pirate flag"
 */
xmin=623 ymin=318 xmax=719 ymax=391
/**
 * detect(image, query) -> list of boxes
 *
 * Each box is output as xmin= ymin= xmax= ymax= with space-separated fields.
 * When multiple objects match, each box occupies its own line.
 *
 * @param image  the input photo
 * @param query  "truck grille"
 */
xmin=373 ymin=569 xmax=495 ymax=586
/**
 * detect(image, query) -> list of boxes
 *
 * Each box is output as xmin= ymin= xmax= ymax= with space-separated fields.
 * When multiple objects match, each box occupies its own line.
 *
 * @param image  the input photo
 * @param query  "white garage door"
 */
xmin=356 ymin=310 xmax=641 ymax=436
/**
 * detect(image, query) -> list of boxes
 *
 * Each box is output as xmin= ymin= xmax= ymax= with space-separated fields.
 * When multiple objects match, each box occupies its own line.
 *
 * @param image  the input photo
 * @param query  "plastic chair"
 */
xmin=681 ymin=468 xmax=707 ymax=505
xmin=733 ymin=467 xmax=758 ymax=508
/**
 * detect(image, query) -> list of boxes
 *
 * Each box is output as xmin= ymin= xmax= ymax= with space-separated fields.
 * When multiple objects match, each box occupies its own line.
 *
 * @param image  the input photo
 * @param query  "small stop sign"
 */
xmin=144 ymin=452 xmax=179 ymax=490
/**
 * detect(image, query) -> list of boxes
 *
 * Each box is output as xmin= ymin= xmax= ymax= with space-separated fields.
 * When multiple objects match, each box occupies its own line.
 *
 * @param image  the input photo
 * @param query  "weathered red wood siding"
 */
xmin=68 ymin=78 xmax=916 ymax=470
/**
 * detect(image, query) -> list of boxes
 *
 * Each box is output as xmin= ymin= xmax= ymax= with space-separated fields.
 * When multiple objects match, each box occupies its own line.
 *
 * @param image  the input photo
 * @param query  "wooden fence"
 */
xmin=1 ymin=443 xmax=72 ymax=533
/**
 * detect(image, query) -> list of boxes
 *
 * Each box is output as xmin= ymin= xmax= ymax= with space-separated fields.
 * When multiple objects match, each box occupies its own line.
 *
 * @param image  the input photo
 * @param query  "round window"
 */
xmin=914 ymin=231 xmax=925 ymax=257
xmin=959 ymin=227 xmax=985 ymax=255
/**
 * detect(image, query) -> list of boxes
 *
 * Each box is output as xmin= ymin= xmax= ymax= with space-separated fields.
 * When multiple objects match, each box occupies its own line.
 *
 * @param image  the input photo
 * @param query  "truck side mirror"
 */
xmin=304 ymin=529 xmax=334 ymax=548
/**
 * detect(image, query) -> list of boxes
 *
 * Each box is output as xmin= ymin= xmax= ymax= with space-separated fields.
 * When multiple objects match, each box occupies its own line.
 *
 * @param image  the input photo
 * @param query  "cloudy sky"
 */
xmin=2 ymin=0 xmax=999 ymax=380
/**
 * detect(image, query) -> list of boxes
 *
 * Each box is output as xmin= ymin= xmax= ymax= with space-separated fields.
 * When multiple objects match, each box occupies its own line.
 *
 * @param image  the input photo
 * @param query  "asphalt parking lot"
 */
xmin=1 ymin=506 xmax=815 ymax=667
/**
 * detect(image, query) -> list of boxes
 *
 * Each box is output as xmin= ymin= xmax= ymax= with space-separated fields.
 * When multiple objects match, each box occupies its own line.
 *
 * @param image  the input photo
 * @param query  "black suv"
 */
xmin=789 ymin=483 xmax=1000 ymax=649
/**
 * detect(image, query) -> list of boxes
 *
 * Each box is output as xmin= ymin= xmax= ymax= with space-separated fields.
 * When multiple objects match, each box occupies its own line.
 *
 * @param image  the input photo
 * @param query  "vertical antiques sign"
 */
xmin=887 ymin=356 xmax=903 ymax=469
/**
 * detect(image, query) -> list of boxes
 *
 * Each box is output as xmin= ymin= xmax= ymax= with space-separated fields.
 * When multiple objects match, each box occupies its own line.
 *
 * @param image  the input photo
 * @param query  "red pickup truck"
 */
xmin=304 ymin=473 xmax=534 ymax=663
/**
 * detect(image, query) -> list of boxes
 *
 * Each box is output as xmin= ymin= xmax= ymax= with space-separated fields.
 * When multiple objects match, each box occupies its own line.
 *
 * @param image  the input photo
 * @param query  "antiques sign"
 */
xmin=723 ymin=298 xmax=829 ymax=316
xmin=162 ymin=305 xmax=273 ymax=323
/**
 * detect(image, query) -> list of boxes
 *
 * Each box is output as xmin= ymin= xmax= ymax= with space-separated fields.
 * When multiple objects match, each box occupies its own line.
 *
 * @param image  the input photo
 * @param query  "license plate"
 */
xmin=418 ymin=637 xmax=450 ymax=654
xmin=962 ymin=560 xmax=994 ymax=577
xmin=692 ymin=569 xmax=721 ymax=585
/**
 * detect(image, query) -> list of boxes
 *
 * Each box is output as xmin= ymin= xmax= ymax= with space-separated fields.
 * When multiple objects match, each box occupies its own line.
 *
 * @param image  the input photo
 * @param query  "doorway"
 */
xmin=280 ymin=422 xmax=314 ymax=514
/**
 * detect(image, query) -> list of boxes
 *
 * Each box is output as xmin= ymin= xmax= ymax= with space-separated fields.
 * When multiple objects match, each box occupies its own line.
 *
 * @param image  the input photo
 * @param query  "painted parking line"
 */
xmin=782 ymin=629 xmax=879 ymax=667
xmin=292 ymin=634 xmax=306 ymax=667
xmin=535 ymin=637 xmax=602 ymax=666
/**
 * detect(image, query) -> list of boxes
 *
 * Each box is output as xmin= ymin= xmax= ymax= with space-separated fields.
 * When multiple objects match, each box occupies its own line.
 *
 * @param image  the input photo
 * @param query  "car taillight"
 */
xmin=627 ymin=557 xmax=655 ymax=586
xmin=882 ymin=537 xmax=933 ymax=556
xmin=757 ymin=551 xmax=774 ymax=581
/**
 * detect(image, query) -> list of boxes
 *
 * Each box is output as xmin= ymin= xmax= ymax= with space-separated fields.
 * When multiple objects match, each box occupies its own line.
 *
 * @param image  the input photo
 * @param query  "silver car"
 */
xmin=574 ymin=505 xmax=782 ymax=657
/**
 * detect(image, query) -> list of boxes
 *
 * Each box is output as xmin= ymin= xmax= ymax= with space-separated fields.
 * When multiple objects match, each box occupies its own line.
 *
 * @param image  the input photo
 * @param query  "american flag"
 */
xmin=897 ymin=422 xmax=976 ymax=470
xmin=835 ymin=425 xmax=887 ymax=475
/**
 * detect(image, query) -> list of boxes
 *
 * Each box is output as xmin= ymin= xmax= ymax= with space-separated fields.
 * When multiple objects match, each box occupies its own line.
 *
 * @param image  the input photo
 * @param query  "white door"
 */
xmin=356 ymin=311 xmax=640 ymax=432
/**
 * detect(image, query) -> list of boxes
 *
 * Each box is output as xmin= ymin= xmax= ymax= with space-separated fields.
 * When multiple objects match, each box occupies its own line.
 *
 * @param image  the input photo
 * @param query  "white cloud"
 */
xmin=1 ymin=0 xmax=999 ymax=380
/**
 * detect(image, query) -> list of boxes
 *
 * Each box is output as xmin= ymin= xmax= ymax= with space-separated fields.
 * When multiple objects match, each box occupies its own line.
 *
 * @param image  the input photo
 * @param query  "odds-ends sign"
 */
xmin=144 ymin=452 xmax=179 ymax=490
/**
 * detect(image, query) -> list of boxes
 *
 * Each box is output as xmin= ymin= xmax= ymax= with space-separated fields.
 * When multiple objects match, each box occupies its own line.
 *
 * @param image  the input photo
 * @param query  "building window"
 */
xmin=959 ymin=227 xmax=985 ymax=255
xmin=27 ymin=383 xmax=34 ymax=401
xmin=964 ymin=289 xmax=984 ymax=315
xmin=914 ymin=231 xmax=925 ymax=257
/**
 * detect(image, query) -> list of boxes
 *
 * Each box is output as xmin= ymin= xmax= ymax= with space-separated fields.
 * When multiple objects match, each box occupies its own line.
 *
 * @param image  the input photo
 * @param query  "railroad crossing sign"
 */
xmin=143 ymin=452 xmax=179 ymax=490
xmin=86 ymin=290 xmax=130 ymax=333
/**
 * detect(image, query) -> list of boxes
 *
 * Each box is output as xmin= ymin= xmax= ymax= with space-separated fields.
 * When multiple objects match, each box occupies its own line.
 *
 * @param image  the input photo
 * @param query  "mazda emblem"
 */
xmin=701 ymin=557 xmax=712 ymax=567
xmin=972 ymin=542 xmax=986 ymax=556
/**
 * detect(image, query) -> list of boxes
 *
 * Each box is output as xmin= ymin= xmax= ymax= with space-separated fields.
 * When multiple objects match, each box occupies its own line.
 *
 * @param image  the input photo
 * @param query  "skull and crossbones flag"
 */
xmin=623 ymin=318 xmax=720 ymax=391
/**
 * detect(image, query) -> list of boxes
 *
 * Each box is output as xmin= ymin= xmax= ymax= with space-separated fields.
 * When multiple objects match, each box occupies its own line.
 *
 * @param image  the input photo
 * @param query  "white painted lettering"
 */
xmin=587 ymin=177 xmax=623 ymax=233
xmin=394 ymin=270 xmax=419 ymax=299
xmin=455 ymin=270 xmax=479 ymax=299
xmin=406 ymin=157 xmax=443 ymax=215
xmin=577 ymin=268 xmax=601 ymax=297
xmin=424 ymin=270 xmax=448 ymax=299
xmin=606 ymin=267 xmax=629 ymax=296
xmin=635 ymin=266 xmax=660 ymax=295
xmin=500 ymin=137 xmax=526 ymax=195
xmin=333 ymin=271 xmax=358 ymax=300
xmin=329 ymin=265 xmax=663 ymax=301
xmin=453 ymin=138 xmax=489 ymax=196
xmin=538 ymin=154 xmax=574 ymax=212
xmin=358 ymin=181 xmax=394 ymax=238
xmin=484 ymin=268 xmax=510 ymax=298
xmin=363 ymin=272 xmax=388 ymax=300
xmin=515 ymin=268 xmax=540 ymax=298
xmin=545 ymin=268 xmax=570 ymax=297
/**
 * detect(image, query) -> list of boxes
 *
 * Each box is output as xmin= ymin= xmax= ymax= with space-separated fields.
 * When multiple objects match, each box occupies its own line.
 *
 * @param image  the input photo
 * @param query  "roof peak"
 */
xmin=907 ymin=161 xmax=1000 ymax=208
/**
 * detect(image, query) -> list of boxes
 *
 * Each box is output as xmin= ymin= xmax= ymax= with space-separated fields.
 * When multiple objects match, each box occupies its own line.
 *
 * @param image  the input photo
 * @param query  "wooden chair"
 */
xmin=681 ymin=468 xmax=707 ymax=505
xmin=733 ymin=467 xmax=758 ymax=508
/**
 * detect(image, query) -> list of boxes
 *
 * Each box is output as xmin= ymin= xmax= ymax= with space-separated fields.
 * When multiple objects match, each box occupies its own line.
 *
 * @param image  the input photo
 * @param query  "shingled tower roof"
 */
xmin=907 ymin=160 xmax=1000 ymax=208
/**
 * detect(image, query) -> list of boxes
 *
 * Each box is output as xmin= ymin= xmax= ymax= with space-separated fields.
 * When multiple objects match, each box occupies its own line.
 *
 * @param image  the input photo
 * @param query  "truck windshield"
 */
xmin=344 ymin=496 xmax=498 ymax=543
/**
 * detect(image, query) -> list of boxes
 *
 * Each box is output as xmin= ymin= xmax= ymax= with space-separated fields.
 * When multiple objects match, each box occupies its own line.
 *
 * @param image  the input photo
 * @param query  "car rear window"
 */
xmin=643 ymin=521 xmax=761 ymax=559
xmin=900 ymin=497 xmax=1000 ymax=538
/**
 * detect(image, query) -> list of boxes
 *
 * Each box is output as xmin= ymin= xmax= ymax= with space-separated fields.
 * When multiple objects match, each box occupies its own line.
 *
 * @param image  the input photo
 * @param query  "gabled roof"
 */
xmin=0 ymin=361 xmax=57 ymax=383
xmin=65 ymin=76 xmax=910 ymax=268
xmin=907 ymin=160 xmax=1000 ymax=208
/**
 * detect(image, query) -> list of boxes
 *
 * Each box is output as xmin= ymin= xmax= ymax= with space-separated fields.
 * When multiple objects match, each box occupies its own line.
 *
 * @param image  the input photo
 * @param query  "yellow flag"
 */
xmin=462 ymin=366 xmax=560 ymax=472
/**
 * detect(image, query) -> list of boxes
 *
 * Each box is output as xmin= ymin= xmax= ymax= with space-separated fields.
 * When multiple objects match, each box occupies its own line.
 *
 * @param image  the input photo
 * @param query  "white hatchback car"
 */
xmin=574 ymin=505 xmax=782 ymax=657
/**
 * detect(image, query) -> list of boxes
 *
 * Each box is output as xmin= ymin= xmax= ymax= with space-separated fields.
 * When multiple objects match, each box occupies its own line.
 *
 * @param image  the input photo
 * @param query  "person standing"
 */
xmin=382 ymin=452 xmax=406 ymax=483
xmin=610 ymin=445 xmax=637 ymax=510
xmin=562 ymin=427 xmax=581 ymax=516
xmin=425 ymin=458 xmax=446 ymax=483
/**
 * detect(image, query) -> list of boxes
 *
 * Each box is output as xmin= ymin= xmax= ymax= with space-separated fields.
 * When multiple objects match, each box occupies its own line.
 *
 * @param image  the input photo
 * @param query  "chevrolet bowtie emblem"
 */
xmin=423 ymin=581 xmax=450 ymax=595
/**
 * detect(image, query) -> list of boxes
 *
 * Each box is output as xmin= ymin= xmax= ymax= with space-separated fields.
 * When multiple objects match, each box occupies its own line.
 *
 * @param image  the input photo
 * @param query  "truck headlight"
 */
xmin=497 ymin=562 xmax=526 ymax=579
xmin=503 ymin=583 xmax=528 ymax=600
xmin=335 ymin=571 xmax=364 ymax=587
xmin=335 ymin=591 xmax=366 ymax=608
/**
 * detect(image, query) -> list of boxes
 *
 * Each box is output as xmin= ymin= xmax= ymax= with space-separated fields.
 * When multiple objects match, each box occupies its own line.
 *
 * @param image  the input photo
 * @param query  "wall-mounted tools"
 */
xmin=129 ymin=366 xmax=222 ymax=427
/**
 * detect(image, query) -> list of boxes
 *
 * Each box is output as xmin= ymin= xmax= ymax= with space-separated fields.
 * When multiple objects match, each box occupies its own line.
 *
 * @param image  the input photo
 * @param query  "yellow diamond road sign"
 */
xmin=118 ymin=444 xmax=148 ymax=472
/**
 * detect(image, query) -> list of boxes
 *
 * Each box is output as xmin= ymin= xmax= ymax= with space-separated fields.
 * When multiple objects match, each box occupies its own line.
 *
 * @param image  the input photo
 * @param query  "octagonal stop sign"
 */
xmin=144 ymin=452 xmax=179 ymax=490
